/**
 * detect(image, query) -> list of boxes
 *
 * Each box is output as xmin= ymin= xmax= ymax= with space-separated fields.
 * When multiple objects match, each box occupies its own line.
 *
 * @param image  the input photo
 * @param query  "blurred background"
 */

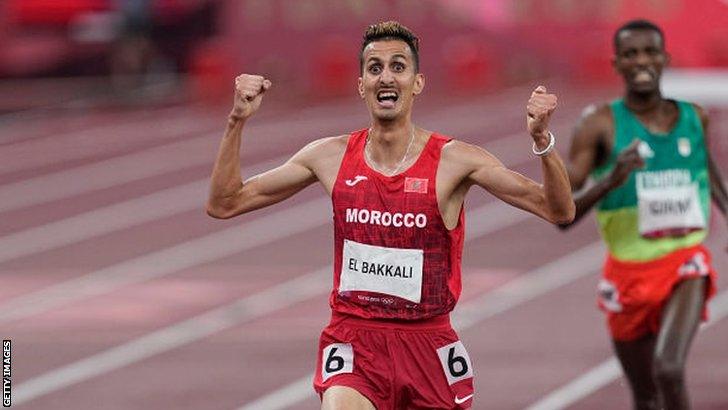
xmin=2 ymin=0 xmax=728 ymax=108
xmin=2 ymin=1 xmax=728 ymax=409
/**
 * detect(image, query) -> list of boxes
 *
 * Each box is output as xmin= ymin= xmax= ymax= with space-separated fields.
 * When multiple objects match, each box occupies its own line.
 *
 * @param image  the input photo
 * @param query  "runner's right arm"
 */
xmin=206 ymin=74 xmax=318 ymax=219
xmin=559 ymin=105 xmax=643 ymax=229
xmin=694 ymin=104 xmax=728 ymax=252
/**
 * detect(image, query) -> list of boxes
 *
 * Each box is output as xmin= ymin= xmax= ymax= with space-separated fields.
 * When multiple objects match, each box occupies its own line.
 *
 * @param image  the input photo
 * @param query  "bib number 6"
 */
xmin=437 ymin=340 xmax=473 ymax=385
xmin=321 ymin=343 xmax=354 ymax=382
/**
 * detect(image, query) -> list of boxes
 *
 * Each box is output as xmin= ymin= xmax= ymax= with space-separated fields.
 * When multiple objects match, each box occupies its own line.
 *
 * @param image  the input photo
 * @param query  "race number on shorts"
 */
xmin=437 ymin=340 xmax=473 ymax=385
xmin=321 ymin=343 xmax=354 ymax=382
xmin=598 ymin=279 xmax=623 ymax=312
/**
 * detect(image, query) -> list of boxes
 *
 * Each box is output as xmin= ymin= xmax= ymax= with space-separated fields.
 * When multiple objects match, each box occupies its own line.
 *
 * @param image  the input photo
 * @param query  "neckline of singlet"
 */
xmin=618 ymin=98 xmax=683 ymax=140
xmin=360 ymin=128 xmax=436 ymax=179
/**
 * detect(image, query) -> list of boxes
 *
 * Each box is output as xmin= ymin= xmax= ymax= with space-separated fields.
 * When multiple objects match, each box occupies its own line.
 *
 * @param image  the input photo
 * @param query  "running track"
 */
xmin=1 ymin=83 xmax=727 ymax=409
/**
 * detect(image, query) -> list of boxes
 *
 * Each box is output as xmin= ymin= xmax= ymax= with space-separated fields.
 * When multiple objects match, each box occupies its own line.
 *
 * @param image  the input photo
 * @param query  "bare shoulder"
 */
xmin=293 ymin=134 xmax=349 ymax=164
xmin=298 ymin=134 xmax=349 ymax=156
xmin=441 ymin=139 xmax=502 ymax=173
xmin=690 ymin=102 xmax=709 ymax=128
xmin=570 ymin=102 xmax=614 ymax=153
xmin=576 ymin=103 xmax=613 ymax=134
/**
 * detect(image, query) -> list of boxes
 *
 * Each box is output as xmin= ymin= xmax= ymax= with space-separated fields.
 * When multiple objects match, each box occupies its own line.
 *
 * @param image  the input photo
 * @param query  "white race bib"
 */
xmin=340 ymin=239 xmax=423 ymax=303
xmin=636 ymin=171 xmax=705 ymax=237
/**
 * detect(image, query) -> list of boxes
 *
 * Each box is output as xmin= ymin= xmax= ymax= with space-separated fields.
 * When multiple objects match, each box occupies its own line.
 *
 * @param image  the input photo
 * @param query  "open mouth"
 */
xmin=376 ymin=90 xmax=399 ymax=108
xmin=632 ymin=69 xmax=655 ymax=84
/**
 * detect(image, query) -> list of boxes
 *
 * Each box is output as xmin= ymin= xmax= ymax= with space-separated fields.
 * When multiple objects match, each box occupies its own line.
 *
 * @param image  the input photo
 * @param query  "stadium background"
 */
xmin=1 ymin=0 xmax=727 ymax=408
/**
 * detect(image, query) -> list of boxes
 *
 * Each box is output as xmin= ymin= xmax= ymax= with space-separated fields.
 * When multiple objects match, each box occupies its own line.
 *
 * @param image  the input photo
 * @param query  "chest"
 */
xmin=632 ymin=108 xmax=678 ymax=134
xmin=334 ymin=171 xmax=436 ymax=212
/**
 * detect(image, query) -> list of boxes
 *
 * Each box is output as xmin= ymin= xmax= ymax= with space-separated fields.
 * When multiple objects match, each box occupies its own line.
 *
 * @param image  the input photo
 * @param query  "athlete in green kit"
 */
xmin=561 ymin=19 xmax=728 ymax=410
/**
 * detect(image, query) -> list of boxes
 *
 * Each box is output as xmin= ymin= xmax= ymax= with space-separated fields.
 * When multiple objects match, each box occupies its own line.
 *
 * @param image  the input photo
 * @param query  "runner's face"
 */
xmin=359 ymin=40 xmax=424 ymax=121
xmin=613 ymin=29 xmax=668 ymax=94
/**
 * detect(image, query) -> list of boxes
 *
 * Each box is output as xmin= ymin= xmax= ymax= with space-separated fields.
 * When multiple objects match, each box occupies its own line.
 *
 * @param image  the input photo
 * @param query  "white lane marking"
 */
xmin=0 ymin=155 xmax=286 ymax=264
xmin=452 ymin=242 xmax=605 ymax=329
xmin=525 ymin=289 xmax=728 ymax=410
xmin=1 ymin=109 xmax=216 ymax=175
xmin=10 ymin=197 xmax=547 ymax=405
xmin=525 ymin=359 xmax=621 ymax=410
xmin=236 ymin=242 xmax=605 ymax=410
xmin=235 ymin=378 xmax=314 ymax=410
xmin=0 ymin=197 xmax=330 ymax=325
xmin=11 ymin=267 xmax=330 ymax=405
xmin=2 ymin=96 xmax=367 ymax=170
xmin=0 ymin=135 xmax=215 ymax=213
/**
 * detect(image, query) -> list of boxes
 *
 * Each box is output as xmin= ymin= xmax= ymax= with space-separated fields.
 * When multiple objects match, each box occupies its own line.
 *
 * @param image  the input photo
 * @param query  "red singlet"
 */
xmin=330 ymin=129 xmax=465 ymax=320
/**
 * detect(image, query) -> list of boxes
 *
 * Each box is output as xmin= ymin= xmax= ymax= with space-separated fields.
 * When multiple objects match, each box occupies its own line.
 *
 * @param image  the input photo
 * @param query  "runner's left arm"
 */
xmin=460 ymin=87 xmax=575 ymax=224
xmin=708 ymin=155 xmax=728 ymax=217
xmin=695 ymin=105 xmax=728 ymax=251
xmin=694 ymin=104 xmax=728 ymax=219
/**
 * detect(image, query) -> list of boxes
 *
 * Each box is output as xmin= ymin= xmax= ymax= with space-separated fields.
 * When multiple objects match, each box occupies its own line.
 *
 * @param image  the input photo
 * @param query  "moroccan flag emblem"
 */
xmin=404 ymin=177 xmax=428 ymax=193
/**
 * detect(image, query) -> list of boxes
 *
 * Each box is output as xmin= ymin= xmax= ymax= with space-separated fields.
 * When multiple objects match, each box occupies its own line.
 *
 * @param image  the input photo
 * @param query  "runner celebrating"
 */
xmin=207 ymin=20 xmax=574 ymax=409
xmin=561 ymin=19 xmax=728 ymax=410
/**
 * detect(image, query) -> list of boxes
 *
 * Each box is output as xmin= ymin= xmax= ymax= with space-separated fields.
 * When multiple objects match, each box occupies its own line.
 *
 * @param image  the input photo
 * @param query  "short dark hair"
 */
xmin=360 ymin=20 xmax=420 ymax=73
xmin=613 ymin=19 xmax=665 ymax=53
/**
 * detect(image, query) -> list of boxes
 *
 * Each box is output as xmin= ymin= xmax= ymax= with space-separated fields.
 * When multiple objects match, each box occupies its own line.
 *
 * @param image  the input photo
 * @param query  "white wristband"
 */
xmin=532 ymin=131 xmax=555 ymax=157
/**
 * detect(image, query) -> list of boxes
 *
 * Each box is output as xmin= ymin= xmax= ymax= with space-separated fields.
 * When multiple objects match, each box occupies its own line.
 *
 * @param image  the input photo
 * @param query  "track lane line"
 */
xmin=0 ymin=196 xmax=330 ymax=325
xmin=1 ymin=110 xmax=218 ymax=176
xmin=524 ymin=288 xmax=728 ymax=410
xmin=0 ymin=155 xmax=286 ymax=264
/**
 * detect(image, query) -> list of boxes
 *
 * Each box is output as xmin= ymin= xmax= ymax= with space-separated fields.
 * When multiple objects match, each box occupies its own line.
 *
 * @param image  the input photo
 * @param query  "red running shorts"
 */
xmin=598 ymin=244 xmax=717 ymax=341
xmin=313 ymin=311 xmax=475 ymax=409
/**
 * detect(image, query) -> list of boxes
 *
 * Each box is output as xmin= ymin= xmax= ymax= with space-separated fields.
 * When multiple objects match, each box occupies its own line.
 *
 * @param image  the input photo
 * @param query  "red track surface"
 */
xmin=1 ymin=84 xmax=727 ymax=409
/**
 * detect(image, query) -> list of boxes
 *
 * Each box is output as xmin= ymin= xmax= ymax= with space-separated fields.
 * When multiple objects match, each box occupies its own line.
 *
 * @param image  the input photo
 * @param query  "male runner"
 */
xmin=207 ymin=21 xmax=574 ymax=409
xmin=561 ymin=19 xmax=728 ymax=410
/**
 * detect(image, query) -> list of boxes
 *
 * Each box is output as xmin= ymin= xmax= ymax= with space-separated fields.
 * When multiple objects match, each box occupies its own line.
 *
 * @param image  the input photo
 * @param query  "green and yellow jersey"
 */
xmin=592 ymin=99 xmax=710 ymax=262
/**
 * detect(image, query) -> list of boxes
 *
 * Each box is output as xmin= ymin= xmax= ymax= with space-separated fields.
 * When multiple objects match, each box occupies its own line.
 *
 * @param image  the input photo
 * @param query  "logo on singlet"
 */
xmin=678 ymin=137 xmax=691 ymax=157
xmin=345 ymin=175 xmax=368 ymax=186
xmin=638 ymin=141 xmax=654 ymax=159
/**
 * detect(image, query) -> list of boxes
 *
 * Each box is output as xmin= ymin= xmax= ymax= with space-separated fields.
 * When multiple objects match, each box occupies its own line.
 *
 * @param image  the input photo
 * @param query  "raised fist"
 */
xmin=527 ymin=85 xmax=558 ymax=139
xmin=232 ymin=74 xmax=272 ymax=119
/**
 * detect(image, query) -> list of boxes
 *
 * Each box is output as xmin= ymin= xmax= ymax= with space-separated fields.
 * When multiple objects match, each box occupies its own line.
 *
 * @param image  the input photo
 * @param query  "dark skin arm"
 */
xmin=695 ymin=104 xmax=728 ymax=251
xmin=709 ymin=156 xmax=728 ymax=216
xmin=694 ymin=104 xmax=728 ymax=217
xmin=558 ymin=104 xmax=644 ymax=229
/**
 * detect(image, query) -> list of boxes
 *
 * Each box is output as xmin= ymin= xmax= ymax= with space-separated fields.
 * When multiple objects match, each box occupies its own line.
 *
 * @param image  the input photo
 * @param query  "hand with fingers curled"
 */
xmin=231 ymin=74 xmax=272 ymax=120
xmin=526 ymin=85 xmax=558 ymax=148
xmin=608 ymin=139 xmax=645 ymax=189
